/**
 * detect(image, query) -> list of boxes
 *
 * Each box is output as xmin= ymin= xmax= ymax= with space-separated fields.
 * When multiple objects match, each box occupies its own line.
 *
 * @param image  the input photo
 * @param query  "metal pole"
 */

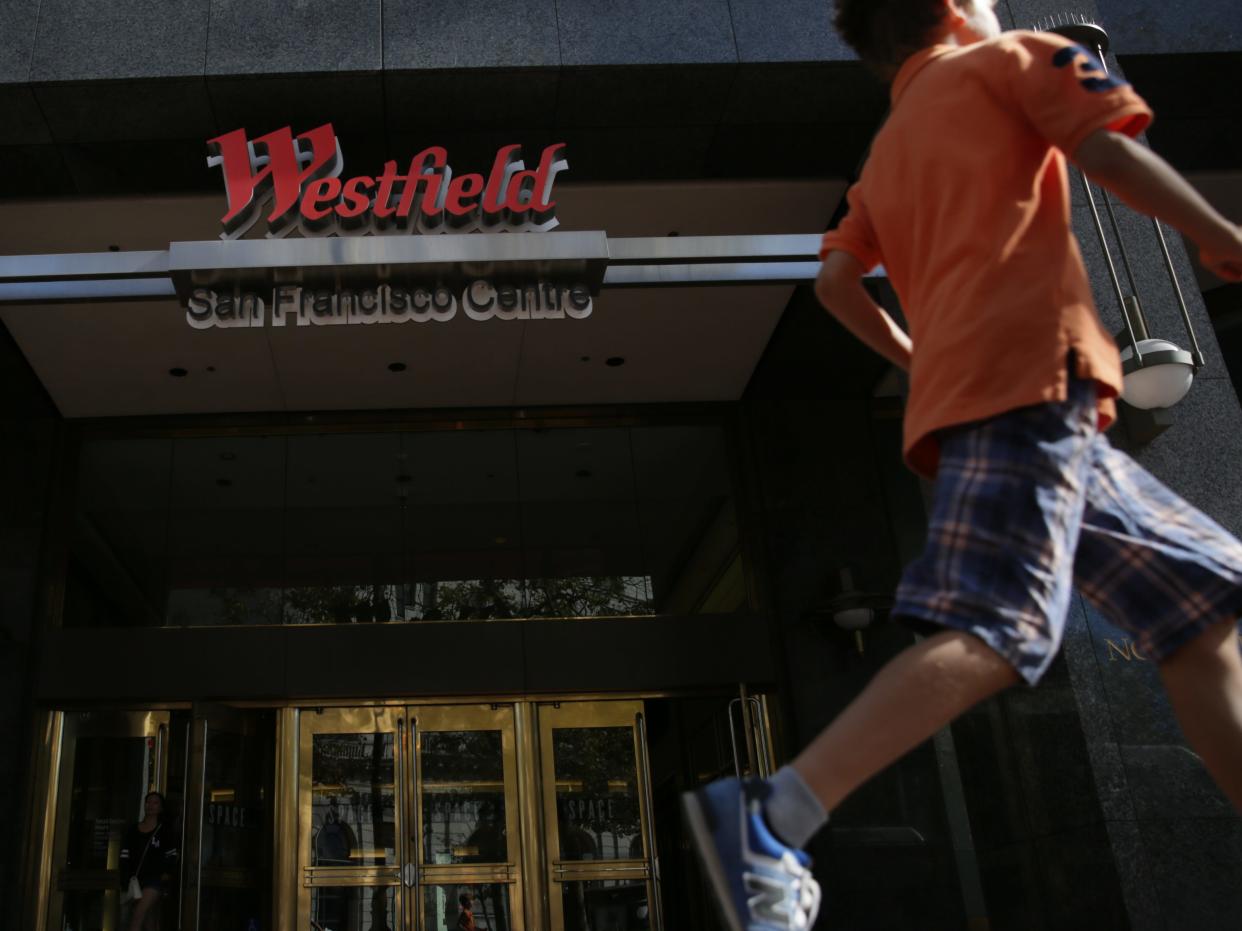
xmin=1080 ymin=171 xmax=1144 ymax=366
xmin=1151 ymin=219 xmax=1206 ymax=367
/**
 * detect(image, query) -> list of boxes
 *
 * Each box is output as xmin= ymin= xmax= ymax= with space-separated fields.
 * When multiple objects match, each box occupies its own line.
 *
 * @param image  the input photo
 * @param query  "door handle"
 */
xmin=403 ymin=861 xmax=416 ymax=888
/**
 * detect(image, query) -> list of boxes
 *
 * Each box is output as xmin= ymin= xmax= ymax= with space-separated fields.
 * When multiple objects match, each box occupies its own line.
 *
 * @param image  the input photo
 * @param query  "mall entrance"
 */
xmin=34 ymin=694 xmax=777 ymax=931
xmin=300 ymin=700 xmax=657 ymax=931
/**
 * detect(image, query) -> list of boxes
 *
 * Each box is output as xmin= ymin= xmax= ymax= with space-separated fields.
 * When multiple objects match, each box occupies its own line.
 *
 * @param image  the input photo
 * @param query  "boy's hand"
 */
xmin=1199 ymin=225 xmax=1242 ymax=282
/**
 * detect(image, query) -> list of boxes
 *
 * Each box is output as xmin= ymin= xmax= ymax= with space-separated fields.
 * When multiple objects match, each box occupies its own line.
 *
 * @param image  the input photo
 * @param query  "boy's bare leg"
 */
xmin=1159 ymin=617 xmax=1242 ymax=813
xmin=792 ymin=629 xmax=1020 ymax=812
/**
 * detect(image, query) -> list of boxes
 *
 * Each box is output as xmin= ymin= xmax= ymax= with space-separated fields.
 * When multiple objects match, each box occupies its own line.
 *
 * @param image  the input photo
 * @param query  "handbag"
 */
xmin=121 ymin=825 xmax=158 ymax=904
xmin=122 ymin=875 xmax=143 ymax=904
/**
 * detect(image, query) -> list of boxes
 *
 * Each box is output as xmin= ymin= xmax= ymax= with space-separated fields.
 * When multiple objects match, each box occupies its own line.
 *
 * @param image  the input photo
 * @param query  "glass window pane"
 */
xmin=404 ymin=431 xmax=525 ymax=621
xmin=67 ymin=438 xmax=172 ymax=628
xmin=311 ymin=734 xmax=395 ymax=867
xmin=517 ymin=429 xmax=652 ymax=618
xmin=561 ymin=879 xmax=651 ymax=931
xmin=199 ymin=713 xmax=275 ymax=930
xmin=310 ymin=885 xmax=396 ymax=931
xmin=63 ymin=733 xmax=154 ymax=870
xmin=165 ymin=437 xmax=285 ymax=626
xmin=631 ymin=425 xmax=744 ymax=615
xmin=420 ymin=731 xmax=507 ymax=864
xmin=423 ymin=883 xmax=512 ymax=931
xmin=284 ymin=434 xmax=405 ymax=624
xmin=552 ymin=727 xmax=643 ymax=861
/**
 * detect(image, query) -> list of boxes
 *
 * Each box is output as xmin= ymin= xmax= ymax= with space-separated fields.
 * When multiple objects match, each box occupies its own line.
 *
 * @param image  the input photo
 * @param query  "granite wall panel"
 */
xmin=206 ymin=0 xmax=381 ymax=75
xmin=0 ymin=0 xmax=42 ymax=83
xmin=384 ymin=0 xmax=560 ymax=70
xmin=29 ymin=0 xmax=210 ymax=81
xmin=556 ymin=0 xmax=737 ymax=66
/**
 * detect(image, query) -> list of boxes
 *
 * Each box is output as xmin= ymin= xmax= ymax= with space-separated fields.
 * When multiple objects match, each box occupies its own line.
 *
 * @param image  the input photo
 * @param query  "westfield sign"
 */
xmin=207 ymin=123 xmax=568 ymax=240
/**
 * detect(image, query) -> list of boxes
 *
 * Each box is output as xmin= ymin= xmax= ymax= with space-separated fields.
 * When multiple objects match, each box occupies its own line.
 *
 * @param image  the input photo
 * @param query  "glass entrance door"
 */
xmin=45 ymin=711 xmax=173 ymax=931
xmin=539 ymin=701 xmax=660 ymax=931
xmin=298 ymin=705 xmax=522 ymax=931
xmin=296 ymin=701 xmax=660 ymax=931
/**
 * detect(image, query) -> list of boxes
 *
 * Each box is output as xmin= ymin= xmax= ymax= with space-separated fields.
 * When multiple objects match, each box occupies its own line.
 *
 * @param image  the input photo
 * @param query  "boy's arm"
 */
xmin=1073 ymin=129 xmax=1242 ymax=281
xmin=814 ymin=250 xmax=912 ymax=372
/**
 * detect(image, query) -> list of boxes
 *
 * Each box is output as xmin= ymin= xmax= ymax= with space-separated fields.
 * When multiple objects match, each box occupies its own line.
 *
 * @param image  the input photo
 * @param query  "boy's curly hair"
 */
xmin=834 ymin=0 xmax=951 ymax=78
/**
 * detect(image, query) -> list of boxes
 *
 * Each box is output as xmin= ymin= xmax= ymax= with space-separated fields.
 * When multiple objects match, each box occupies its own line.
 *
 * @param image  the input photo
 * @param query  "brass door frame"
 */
xmin=409 ymin=704 xmax=525 ymax=931
xmin=298 ymin=706 xmax=404 ymax=931
xmin=181 ymin=702 xmax=266 ymax=931
xmin=537 ymin=700 xmax=662 ymax=931
xmin=42 ymin=710 xmax=171 ymax=931
xmin=297 ymin=704 xmax=526 ymax=931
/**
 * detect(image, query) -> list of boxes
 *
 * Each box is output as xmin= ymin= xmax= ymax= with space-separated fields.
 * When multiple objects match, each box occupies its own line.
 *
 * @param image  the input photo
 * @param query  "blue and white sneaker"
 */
xmin=681 ymin=778 xmax=822 ymax=930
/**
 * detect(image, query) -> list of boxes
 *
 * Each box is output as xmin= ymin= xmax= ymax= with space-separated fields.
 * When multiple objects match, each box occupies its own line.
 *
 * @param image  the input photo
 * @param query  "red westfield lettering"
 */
xmin=207 ymin=123 xmax=568 ymax=240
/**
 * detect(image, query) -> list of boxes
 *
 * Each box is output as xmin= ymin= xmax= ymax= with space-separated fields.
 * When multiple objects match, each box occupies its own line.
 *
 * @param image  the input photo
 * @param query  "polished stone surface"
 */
xmin=1137 ymin=817 xmax=1242 ymax=929
xmin=0 ymin=144 xmax=67 ymax=196
xmin=556 ymin=0 xmax=737 ymax=66
xmin=209 ymin=72 xmax=385 ymax=137
xmin=29 ymin=0 xmax=210 ymax=81
xmin=1005 ymin=0 xmax=1106 ymax=33
xmin=1122 ymin=376 xmax=1242 ymax=535
xmin=387 ymin=68 xmax=559 ymax=132
xmin=727 ymin=0 xmax=849 ymax=62
xmin=0 ymin=86 xmax=51 ymax=145
xmin=206 ymin=0 xmax=381 ymax=75
xmin=1099 ymin=0 xmax=1242 ymax=55
xmin=0 ymin=0 xmax=40 ymax=82
xmin=59 ymin=138 xmax=221 ymax=195
xmin=33 ymin=78 xmax=217 ymax=144
xmin=384 ymin=0 xmax=559 ymax=70
xmin=557 ymin=64 xmax=735 ymax=128
xmin=725 ymin=62 xmax=887 ymax=125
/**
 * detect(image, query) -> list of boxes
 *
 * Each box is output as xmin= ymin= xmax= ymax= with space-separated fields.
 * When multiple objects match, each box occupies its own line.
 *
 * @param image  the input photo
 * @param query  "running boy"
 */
xmin=683 ymin=1 xmax=1242 ymax=928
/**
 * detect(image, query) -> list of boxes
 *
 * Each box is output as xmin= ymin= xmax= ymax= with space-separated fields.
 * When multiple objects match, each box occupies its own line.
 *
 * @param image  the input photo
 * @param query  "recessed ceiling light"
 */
xmin=388 ymin=362 xmax=407 ymax=373
xmin=605 ymin=357 xmax=625 ymax=367
xmin=169 ymin=367 xmax=188 ymax=377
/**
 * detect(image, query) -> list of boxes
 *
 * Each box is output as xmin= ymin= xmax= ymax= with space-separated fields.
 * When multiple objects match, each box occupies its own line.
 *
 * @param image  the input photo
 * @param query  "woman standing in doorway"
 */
xmin=120 ymin=791 xmax=179 ymax=931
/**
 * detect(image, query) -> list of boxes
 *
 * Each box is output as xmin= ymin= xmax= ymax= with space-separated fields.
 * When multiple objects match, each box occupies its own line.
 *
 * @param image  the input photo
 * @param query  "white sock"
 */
xmin=762 ymin=765 xmax=828 ymax=849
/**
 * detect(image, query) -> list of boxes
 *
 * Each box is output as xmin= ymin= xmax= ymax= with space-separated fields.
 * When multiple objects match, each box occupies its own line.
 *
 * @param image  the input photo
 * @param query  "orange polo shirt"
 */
xmin=820 ymin=31 xmax=1153 ymax=478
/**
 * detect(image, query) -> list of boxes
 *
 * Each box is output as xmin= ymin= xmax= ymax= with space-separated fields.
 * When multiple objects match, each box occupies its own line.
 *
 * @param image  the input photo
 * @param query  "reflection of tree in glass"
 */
xmin=208 ymin=575 xmax=654 ymax=623
xmin=311 ymin=734 xmax=394 ymax=869
xmin=421 ymin=731 xmax=507 ymax=864
xmin=554 ymin=728 xmax=642 ymax=861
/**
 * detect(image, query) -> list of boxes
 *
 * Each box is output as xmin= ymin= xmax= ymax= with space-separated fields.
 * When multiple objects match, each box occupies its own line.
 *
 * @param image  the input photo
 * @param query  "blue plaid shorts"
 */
xmin=894 ymin=368 xmax=1242 ymax=684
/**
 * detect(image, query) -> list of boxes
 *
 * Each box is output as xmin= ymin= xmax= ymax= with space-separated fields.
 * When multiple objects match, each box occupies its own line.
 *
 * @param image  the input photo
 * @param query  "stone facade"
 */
xmin=0 ymin=0 xmax=1240 ymax=927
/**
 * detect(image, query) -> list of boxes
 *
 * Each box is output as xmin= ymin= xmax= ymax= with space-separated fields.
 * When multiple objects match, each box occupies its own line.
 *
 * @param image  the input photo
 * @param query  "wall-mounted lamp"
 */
xmin=809 ymin=568 xmax=889 ymax=655
xmin=1039 ymin=15 xmax=1206 ymax=439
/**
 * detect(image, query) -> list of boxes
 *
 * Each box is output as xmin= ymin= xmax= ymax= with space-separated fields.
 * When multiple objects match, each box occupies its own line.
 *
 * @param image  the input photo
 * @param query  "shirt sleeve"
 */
xmin=1006 ymin=32 xmax=1153 ymax=157
xmin=819 ymin=183 xmax=882 ymax=271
